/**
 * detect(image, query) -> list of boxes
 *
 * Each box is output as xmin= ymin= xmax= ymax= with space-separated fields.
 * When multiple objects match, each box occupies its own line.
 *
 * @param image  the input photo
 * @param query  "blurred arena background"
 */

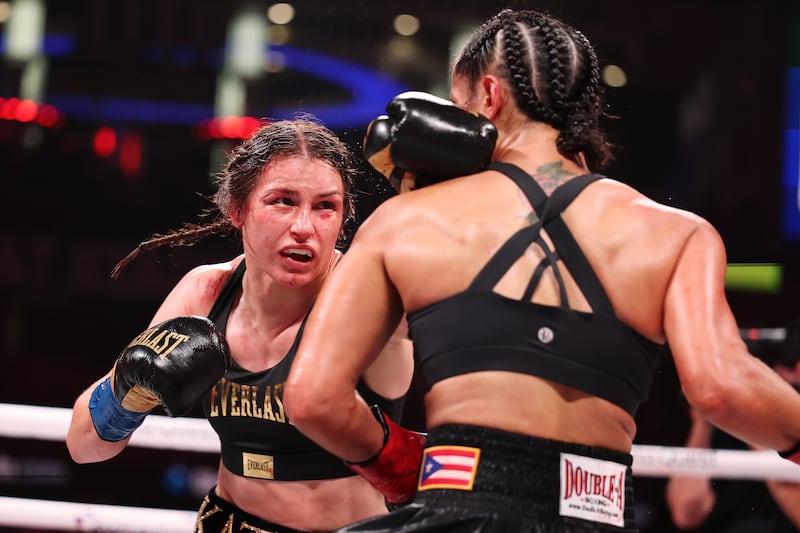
xmin=0 ymin=0 xmax=798 ymax=531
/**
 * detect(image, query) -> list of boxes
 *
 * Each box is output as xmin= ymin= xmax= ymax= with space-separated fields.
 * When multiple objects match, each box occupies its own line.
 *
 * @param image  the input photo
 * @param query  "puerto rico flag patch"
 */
xmin=417 ymin=445 xmax=480 ymax=491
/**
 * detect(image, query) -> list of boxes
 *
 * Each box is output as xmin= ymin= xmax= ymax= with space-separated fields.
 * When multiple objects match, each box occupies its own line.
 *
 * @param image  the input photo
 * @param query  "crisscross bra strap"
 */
xmin=539 ymin=174 xmax=614 ymax=315
xmin=488 ymin=162 xmax=548 ymax=213
xmin=467 ymin=163 xmax=548 ymax=293
xmin=469 ymin=163 xmax=613 ymax=315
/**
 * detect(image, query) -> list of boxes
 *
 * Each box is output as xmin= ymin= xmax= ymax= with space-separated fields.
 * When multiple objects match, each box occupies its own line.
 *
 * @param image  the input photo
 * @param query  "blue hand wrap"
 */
xmin=88 ymin=377 xmax=149 ymax=442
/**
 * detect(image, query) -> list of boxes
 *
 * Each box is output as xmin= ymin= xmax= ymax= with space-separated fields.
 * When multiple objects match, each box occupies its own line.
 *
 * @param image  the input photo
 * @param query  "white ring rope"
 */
xmin=0 ymin=496 xmax=196 ymax=532
xmin=739 ymin=326 xmax=787 ymax=342
xmin=3 ymin=403 xmax=798 ymax=479
xmin=1 ymin=402 xmax=220 ymax=453
xmin=1 ymin=402 xmax=799 ymax=532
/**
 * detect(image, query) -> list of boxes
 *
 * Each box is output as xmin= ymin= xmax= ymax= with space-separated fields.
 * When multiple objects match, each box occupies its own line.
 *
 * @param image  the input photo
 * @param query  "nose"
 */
xmin=290 ymin=206 xmax=314 ymax=241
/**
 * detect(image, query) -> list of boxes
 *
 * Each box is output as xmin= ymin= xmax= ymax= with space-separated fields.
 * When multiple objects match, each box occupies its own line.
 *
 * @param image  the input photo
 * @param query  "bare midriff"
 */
xmin=215 ymin=467 xmax=388 ymax=532
xmin=424 ymin=371 xmax=636 ymax=452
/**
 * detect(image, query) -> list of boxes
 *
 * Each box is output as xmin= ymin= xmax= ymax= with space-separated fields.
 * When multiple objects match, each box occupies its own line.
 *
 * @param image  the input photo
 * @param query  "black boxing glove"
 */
xmin=363 ymin=91 xmax=498 ymax=191
xmin=345 ymin=405 xmax=426 ymax=505
xmin=89 ymin=316 xmax=230 ymax=442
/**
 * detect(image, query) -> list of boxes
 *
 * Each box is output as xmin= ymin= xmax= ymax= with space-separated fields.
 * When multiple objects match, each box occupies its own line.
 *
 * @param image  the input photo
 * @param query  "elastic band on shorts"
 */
xmin=195 ymin=486 xmax=308 ymax=533
xmin=415 ymin=424 xmax=637 ymax=531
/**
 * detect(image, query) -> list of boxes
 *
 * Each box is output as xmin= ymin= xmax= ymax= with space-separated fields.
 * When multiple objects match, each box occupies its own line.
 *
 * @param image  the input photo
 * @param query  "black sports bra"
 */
xmin=202 ymin=260 xmax=404 ymax=480
xmin=406 ymin=162 xmax=664 ymax=417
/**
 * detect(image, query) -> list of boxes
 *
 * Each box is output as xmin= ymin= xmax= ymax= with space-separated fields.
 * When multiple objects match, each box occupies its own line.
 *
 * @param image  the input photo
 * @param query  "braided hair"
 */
xmin=452 ymin=9 xmax=613 ymax=170
xmin=111 ymin=117 xmax=357 ymax=278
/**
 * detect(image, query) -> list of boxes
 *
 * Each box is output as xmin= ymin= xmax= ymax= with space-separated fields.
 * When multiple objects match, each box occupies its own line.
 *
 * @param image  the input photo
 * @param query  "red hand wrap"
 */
xmin=346 ymin=405 xmax=425 ymax=504
xmin=779 ymin=441 xmax=800 ymax=465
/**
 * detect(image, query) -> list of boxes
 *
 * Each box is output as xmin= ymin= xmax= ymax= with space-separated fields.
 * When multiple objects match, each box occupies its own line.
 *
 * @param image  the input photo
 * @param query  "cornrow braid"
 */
xmin=558 ymin=27 xmax=611 ymax=169
xmin=530 ymin=11 xmax=570 ymax=127
xmin=110 ymin=218 xmax=233 ymax=279
xmin=452 ymin=8 xmax=614 ymax=170
xmin=499 ymin=11 xmax=539 ymax=121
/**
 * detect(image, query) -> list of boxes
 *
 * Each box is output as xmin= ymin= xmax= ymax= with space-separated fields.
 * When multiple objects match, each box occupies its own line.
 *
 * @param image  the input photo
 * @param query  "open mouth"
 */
xmin=282 ymin=248 xmax=313 ymax=263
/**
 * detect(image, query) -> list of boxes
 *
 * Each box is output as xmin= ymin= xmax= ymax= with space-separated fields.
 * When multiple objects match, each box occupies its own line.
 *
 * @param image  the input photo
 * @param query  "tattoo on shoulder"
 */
xmin=534 ymin=161 xmax=576 ymax=195
xmin=516 ymin=161 xmax=577 ymax=225
xmin=523 ymin=206 xmax=539 ymax=225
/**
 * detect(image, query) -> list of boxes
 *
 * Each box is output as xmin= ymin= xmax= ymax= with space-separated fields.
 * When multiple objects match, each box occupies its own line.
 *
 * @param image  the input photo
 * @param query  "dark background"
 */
xmin=1 ymin=0 xmax=799 ymax=531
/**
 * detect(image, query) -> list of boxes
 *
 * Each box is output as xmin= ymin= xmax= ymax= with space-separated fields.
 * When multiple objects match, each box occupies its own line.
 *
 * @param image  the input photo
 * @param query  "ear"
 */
xmin=480 ymin=75 xmax=505 ymax=121
xmin=230 ymin=207 xmax=244 ymax=230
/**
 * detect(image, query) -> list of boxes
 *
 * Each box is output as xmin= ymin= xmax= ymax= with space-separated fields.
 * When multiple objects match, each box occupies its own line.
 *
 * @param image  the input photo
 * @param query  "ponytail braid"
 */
xmin=110 ymin=217 xmax=234 ymax=279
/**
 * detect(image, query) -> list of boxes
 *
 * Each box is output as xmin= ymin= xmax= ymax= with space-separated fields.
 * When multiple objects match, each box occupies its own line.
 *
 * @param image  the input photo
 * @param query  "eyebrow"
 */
xmin=314 ymin=189 xmax=344 ymax=199
xmin=268 ymin=187 xmax=343 ymax=199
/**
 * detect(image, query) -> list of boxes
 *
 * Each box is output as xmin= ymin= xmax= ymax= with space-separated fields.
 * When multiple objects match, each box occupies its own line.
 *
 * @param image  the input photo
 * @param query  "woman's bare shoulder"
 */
xmin=183 ymin=255 xmax=243 ymax=280
xmin=354 ymin=192 xmax=432 ymax=239
xmin=159 ymin=255 xmax=244 ymax=316
xmin=600 ymin=178 xmax=713 ymax=228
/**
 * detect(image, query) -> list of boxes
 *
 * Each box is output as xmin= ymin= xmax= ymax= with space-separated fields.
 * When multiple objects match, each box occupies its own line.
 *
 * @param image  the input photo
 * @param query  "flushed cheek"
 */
xmin=315 ymin=215 xmax=344 ymax=237
xmin=242 ymin=223 xmax=284 ymax=259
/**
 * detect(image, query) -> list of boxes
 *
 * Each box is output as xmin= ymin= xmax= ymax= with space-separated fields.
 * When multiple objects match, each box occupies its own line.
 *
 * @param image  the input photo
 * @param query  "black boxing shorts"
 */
xmin=194 ymin=486 xmax=308 ymax=533
xmin=336 ymin=424 xmax=639 ymax=532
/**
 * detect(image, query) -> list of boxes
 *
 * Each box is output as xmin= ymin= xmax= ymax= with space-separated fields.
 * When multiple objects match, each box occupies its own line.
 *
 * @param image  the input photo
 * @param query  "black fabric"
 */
xmin=467 ymin=223 xmax=543 ymax=293
xmin=336 ymin=424 xmax=638 ymax=533
xmin=407 ymin=163 xmax=664 ymax=416
xmin=202 ymin=259 xmax=404 ymax=481
xmin=476 ymin=166 xmax=609 ymax=313
xmin=522 ymin=255 xmax=553 ymax=301
xmin=487 ymin=162 xmax=548 ymax=213
xmin=544 ymin=214 xmax=613 ymax=315
xmin=206 ymin=259 xmax=245 ymax=334
xmin=194 ymin=486 xmax=308 ymax=532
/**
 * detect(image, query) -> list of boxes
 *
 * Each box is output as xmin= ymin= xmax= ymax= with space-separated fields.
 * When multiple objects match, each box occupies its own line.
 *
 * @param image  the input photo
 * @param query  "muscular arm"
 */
xmin=285 ymin=214 xmax=410 ymax=463
xmin=65 ymin=264 xmax=220 ymax=463
xmin=664 ymin=223 xmax=800 ymax=450
xmin=66 ymin=373 xmax=126 ymax=463
xmin=363 ymin=316 xmax=414 ymax=401
xmin=665 ymin=408 xmax=716 ymax=529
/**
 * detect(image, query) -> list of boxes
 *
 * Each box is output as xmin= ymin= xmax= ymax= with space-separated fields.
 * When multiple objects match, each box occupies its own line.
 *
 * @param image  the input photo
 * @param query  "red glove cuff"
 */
xmin=779 ymin=441 xmax=800 ymax=465
xmin=346 ymin=405 xmax=425 ymax=504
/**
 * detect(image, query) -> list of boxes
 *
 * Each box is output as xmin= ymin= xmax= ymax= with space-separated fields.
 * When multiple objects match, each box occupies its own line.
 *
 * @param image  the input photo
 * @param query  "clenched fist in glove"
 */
xmin=363 ymin=91 xmax=498 ymax=191
xmin=89 ymin=316 xmax=230 ymax=442
xmin=345 ymin=405 xmax=426 ymax=506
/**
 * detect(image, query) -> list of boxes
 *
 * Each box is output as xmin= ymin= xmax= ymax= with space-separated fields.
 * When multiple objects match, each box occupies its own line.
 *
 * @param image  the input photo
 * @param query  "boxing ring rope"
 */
xmin=0 ymin=497 xmax=197 ymax=532
xmin=2 ymin=394 xmax=799 ymax=530
xmin=739 ymin=326 xmax=786 ymax=342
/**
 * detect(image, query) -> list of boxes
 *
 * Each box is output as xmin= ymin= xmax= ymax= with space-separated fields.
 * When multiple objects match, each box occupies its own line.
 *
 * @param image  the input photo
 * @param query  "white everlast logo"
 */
xmin=559 ymin=452 xmax=625 ymax=528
